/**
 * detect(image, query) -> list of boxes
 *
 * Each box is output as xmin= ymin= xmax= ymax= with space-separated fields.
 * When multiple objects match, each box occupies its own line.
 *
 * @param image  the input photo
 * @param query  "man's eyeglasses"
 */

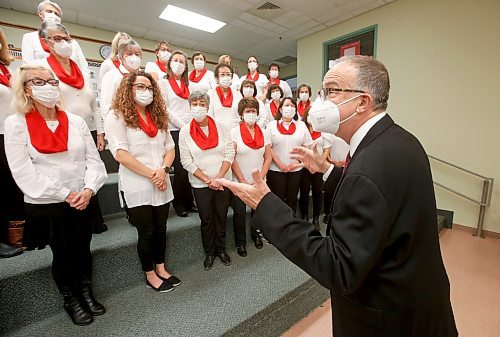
xmin=320 ymin=88 xmax=365 ymax=100
xmin=46 ymin=36 xmax=73 ymax=43
xmin=24 ymin=78 xmax=59 ymax=86
xmin=132 ymin=84 xmax=154 ymax=92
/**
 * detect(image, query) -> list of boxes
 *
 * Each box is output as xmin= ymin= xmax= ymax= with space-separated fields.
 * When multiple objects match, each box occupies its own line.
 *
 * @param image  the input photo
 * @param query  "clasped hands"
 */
xmin=65 ymin=188 xmax=93 ymax=210
xmin=151 ymin=168 xmax=168 ymax=191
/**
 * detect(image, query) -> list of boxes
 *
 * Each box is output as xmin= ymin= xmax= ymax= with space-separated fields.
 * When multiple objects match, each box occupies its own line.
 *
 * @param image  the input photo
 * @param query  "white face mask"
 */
xmin=242 ymin=87 xmax=254 ymax=98
xmin=53 ymin=40 xmax=72 ymax=58
xmin=31 ymin=84 xmax=60 ymax=108
xmin=191 ymin=106 xmax=207 ymax=122
xmin=271 ymin=91 xmax=281 ymax=101
xmin=193 ymin=60 xmax=205 ymax=70
xmin=308 ymin=94 xmax=362 ymax=134
xmin=170 ymin=61 xmax=185 ymax=75
xmin=134 ymin=90 xmax=153 ymax=106
xmin=243 ymin=112 xmax=258 ymax=125
xmin=269 ymin=70 xmax=279 ymax=79
xmin=248 ymin=61 xmax=258 ymax=71
xmin=281 ymin=106 xmax=296 ymax=119
xmin=43 ymin=12 xmax=61 ymax=23
xmin=158 ymin=50 xmax=171 ymax=62
xmin=125 ymin=55 xmax=141 ymax=71
xmin=299 ymin=92 xmax=310 ymax=102
xmin=218 ymin=75 xmax=232 ymax=88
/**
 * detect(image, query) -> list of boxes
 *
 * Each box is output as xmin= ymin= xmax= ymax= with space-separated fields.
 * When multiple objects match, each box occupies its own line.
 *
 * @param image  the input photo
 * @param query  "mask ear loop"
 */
xmin=338 ymin=94 xmax=364 ymax=124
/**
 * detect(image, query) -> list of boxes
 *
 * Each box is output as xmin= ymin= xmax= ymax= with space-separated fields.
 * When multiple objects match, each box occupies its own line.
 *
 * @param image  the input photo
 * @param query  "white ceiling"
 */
xmin=0 ymin=0 xmax=395 ymax=65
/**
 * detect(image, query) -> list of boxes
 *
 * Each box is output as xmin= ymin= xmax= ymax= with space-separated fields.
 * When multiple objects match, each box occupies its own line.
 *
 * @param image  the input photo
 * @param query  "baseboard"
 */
xmin=451 ymin=223 xmax=500 ymax=239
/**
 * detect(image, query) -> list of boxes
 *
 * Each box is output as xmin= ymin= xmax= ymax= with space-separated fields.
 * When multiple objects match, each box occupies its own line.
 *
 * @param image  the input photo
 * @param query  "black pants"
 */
xmin=193 ymin=187 xmax=229 ymax=255
xmin=127 ymin=203 xmax=170 ymax=272
xmin=267 ymin=170 xmax=302 ymax=215
xmin=89 ymin=131 xmax=105 ymax=227
xmin=171 ymin=130 xmax=194 ymax=214
xmin=299 ymin=170 xmax=324 ymax=218
xmin=25 ymin=203 xmax=92 ymax=295
xmin=231 ymin=193 xmax=259 ymax=245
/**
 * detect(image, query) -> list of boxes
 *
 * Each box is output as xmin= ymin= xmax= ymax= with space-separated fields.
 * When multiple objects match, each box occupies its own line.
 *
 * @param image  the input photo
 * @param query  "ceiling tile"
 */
xmin=368 ymin=0 xmax=386 ymax=10
xmin=294 ymin=15 xmax=311 ymax=24
xmin=336 ymin=12 xmax=355 ymax=22
xmin=235 ymin=0 xmax=254 ymax=11
xmin=273 ymin=25 xmax=288 ymax=34
xmin=283 ymin=10 xmax=301 ymax=20
xmin=352 ymin=6 xmax=370 ymax=16
xmin=341 ymin=0 xmax=364 ymax=12
xmin=239 ymin=12 xmax=259 ymax=22
xmin=230 ymin=19 xmax=247 ymax=27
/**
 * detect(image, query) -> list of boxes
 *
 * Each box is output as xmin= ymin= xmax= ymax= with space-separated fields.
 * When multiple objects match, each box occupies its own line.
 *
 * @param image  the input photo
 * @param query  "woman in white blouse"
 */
xmin=261 ymin=84 xmax=284 ymax=127
xmin=239 ymin=56 xmax=268 ymax=100
xmin=145 ymin=41 xmax=172 ymax=81
xmin=267 ymin=63 xmax=292 ymax=98
xmin=105 ymin=71 xmax=180 ymax=293
xmin=239 ymin=79 xmax=266 ymax=128
xmin=218 ymin=54 xmax=239 ymax=91
xmin=296 ymin=84 xmax=312 ymax=121
xmin=99 ymin=31 xmax=130 ymax=82
xmin=179 ymin=91 xmax=235 ymax=270
xmin=188 ymin=51 xmax=216 ymax=93
xmin=207 ymin=63 xmax=242 ymax=131
xmin=266 ymin=97 xmax=313 ymax=216
xmin=4 ymin=65 xmax=107 ymax=326
xmin=34 ymin=21 xmax=107 ymax=233
xmin=158 ymin=51 xmax=196 ymax=217
xmin=230 ymin=98 xmax=272 ymax=254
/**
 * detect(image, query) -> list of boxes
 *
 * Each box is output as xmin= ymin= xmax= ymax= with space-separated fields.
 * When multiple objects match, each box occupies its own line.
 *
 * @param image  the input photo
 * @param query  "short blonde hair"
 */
xmin=218 ymin=54 xmax=230 ymax=64
xmin=110 ymin=32 xmax=130 ymax=60
xmin=10 ymin=65 xmax=62 ymax=114
xmin=37 ymin=1 xmax=62 ymax=15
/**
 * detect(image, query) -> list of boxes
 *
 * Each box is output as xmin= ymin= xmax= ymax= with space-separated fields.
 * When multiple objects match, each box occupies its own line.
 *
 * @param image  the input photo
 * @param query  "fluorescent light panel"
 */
xmin=159 ymin=5 xmax=226 ymax=33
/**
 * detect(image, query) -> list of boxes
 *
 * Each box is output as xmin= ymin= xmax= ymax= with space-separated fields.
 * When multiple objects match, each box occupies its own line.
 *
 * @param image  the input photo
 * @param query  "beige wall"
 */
xmin=297 ymin=0 xmax=500 ymax=233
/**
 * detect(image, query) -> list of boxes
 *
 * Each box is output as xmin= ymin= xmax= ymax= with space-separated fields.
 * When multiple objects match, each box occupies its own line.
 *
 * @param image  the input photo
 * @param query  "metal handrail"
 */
xmin=429 ymin=155 xmax=494 ymax=238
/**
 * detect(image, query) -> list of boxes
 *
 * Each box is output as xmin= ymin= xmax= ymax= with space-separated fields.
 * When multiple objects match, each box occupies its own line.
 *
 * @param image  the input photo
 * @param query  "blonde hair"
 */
xmin=110 ymin=32 xmax=130 ymax=61
xmin=10 ymin=65 xmax=62 ymax=114
xmin=0 ymin=28 xmax=14 ymax=66
xmin=218 ymin=54 xmax=230 ymax=64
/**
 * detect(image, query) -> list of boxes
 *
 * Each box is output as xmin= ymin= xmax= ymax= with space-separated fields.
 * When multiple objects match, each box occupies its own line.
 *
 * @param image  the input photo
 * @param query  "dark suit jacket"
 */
xmin=252 ymin=115 xmax=458 ymax=337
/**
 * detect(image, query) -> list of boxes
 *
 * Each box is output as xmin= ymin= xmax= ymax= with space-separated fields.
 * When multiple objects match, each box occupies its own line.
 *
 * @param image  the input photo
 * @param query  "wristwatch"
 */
xmin=161 ymin=165 xmax=170 ymax=173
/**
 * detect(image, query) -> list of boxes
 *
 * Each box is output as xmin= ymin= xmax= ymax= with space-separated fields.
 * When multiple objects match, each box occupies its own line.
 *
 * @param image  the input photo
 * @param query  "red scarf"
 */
xmin=310 ymin=130 xmax=321 ymax=140
xmin=276 ymin=120 xmax=296 ymax=135
xmin=270 ymin=101 xmax=279 ymax=118
xmin=112 ymin=60 xmax=121 ymax=69
xmin=136 ymin=110 xmax=158 ymax=138
xmin=269 ymin=77 xmax=280 ymax=85
xmin=297 ymin=100 xmax=310 ymax=117
xmin=240 ymin=122 xmax=264 ymax=149
xmin=25 ymin=108 xmax=68 ymax=154
xmin=0 ymin=63 xmax=11 ymax=87
xmin=246 ymin=72 xmax=259 ymax=81
xmin=156 ymin=60 xmax=168 ymax=74
xmin=39 ymin=36 xmax=50 ymax=52
xmin=189 ymin=68 xmax=207 ymax=83
xmin=168 ymin=76 xmax=190 ymax=99
xmin=190 ymin=116 xmax=218 ymax=150
xmin=47 ymin=54 xmax=84 ymax=89
xmin=216 ymin=86 xmax=233 ymax=108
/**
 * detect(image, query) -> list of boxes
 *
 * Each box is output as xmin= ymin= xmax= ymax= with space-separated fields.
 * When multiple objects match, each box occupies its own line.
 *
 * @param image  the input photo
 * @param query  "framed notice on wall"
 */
xmin=340 ymin=41 xmax=361 ymax=57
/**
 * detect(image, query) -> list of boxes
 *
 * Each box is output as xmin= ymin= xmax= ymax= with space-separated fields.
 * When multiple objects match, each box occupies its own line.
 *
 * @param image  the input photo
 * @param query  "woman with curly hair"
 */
xmin=104 ymin=71 xmax=180 ymax=292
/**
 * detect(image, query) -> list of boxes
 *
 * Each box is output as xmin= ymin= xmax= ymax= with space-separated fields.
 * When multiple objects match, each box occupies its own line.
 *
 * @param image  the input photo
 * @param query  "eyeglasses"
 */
xmin=24 ymin=78 xmax=59 ymax=86
xmin=320 ymin=87 xmax=365 ymax=100
xmin=132 ymin=83 xmax=153 ymax=92
xmin=46 ymin=36 xmax=73 ymax=43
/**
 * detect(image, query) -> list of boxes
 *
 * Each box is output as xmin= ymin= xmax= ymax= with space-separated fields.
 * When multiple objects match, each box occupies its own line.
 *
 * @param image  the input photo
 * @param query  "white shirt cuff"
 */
xmin=322 ymin=164 xmax=334 ymax=182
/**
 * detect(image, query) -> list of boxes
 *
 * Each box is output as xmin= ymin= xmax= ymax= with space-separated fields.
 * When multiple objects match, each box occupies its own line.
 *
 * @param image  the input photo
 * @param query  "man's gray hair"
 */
xmin=188 ymin=91 xmax=210 ymax=106
xmin=39 ymin=21 xmax=68 ymax=38
xmin=37 ymin=1 xmax=62 ymax=15
xmin=117 ymin=39 xmax=141 ymax=59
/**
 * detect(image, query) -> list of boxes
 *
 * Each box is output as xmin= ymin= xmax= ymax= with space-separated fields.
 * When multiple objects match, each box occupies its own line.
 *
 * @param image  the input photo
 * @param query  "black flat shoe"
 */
xmin=189 ymin=205 xmax=199 ymax=213
xmin=254 ymin=237 xmax=263 ymax=249
xmin=80 ymin=284 xmax=106 ymax=316
xmin=218 ymin=252 xmax=231 ymax=266
xmin=204 ymin=255 xmax=215 ymax=270
xmin=146 ymin=280 xmax=174 ymax=293
xmin=237 ymin=245 xmax=247 ymax=257
xmin=0 ymin=243 xmax=23 ymax=258
xmin=92 ymin=223 xmax=108 ymax=234
xmin=177 ymin=210 xmax=188 ymax=217
xmin=157 ymin=275 xmax=181 ymax=287
xmin=64 ymin=295 xmax=94 ymax=326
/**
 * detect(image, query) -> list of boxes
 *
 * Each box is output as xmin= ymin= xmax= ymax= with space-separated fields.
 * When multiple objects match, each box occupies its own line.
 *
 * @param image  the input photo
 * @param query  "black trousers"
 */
xmin=266 ymin=170 xmax=302 ymax=215
xmin=231 ymin=193 xmax=259 ymax=245
xmin=299 ymin=170 xmax=324 ymax=218
xmin=171 ymin=130 xmax=194 ymax=213
xmin=127 ymin=203 xmax=170 ymax=272
xmin=193 ymin=187 xmax=229 ymax=255
xmin=89 ymin=131 xmax=105 ymax=227
xmin=25 ymin=203 xmax=92 ymax=295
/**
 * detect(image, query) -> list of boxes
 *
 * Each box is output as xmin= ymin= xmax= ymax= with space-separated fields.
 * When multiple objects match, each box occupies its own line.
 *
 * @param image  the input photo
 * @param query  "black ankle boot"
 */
xmin=80 ymin=283 xmax=106 ymax=316
xmin=63 ymin=294 xmax=94 ymax=326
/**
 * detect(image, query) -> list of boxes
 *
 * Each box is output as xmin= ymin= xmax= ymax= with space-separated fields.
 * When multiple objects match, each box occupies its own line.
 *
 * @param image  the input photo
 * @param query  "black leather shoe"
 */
xmin=237 ymin=245 xmax=247 ymax=257
xmin=189 ymin=205 xmax=199 ymax=213
xmin=146 ymin=280 xmax=174 ymax=292
xmin=64 ymin=294 xmax=94 ymax=326
xmin=80 ymin=284 xmax=106 ymax=316
xmin=0 ymin=243 xmax=23 ymax=258
xmin=177 ymin=210 xmax=188 ymax=217
xmin=312 ymin=216 xmax=320 ymax=232
xmin=204 ymin=255 xmax=215 ymax=270
xmin=218 ymin=252 xmax=231 ymax=266
xmin=92 ymin=223 xmax=108 ymax=234
xmin=254 ymin=237 xmax=263 ymax=249
xmin=157 ymin=275 xmax=181 ymax=287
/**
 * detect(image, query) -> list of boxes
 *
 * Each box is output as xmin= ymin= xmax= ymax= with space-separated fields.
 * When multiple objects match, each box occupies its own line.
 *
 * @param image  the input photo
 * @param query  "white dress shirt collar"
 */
xmin=349 ymin=112 xmax=387 ymax=157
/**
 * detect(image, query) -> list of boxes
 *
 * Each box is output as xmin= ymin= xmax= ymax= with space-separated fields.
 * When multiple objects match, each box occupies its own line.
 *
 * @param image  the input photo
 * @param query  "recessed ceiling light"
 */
xmin=159 ymin=5 xmax=226 ymax=33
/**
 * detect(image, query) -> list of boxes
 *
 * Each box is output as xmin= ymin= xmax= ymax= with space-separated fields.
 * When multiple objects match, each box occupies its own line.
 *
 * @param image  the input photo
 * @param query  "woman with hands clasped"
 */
xmin=105 ymin=71 xmax=181 ymax=293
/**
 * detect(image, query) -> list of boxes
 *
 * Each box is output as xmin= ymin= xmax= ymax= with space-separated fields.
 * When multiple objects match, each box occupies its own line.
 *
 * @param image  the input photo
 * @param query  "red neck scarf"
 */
xmin=216 ymin=86 xmax=233 ymax=108
xmin=25 ymin=108 xmax=68 ymax=154
xmin=240 ymin=122 xmax=264 ymax=149
xmin=156 ymin=60 xmax=168 ymax=74
xmin=39 ymin=36 xmax=50 ymax=52
xmin=47 ymin=54 xmax=84 ymax=89
xmin=136 ymin=110 xmax=158 ymax=138
xmin=297 ymin=100 xmax=310 ymax=117
xmin=310 ymin=130 xmax=321 ymax=140
xmin=269 ymin=77 xmax=280 ymax=85
xmin=0 ymin=63 xmax=11 ymax=87
xmin=168 ymin=76 xmax=190 ymax=99
xmin=270 ymin=101 xmax=279 ymax=118
xmin=112 ymin=60 xmax=121 ymax=69
xmin=189 ymin=68 xmax=207 ymax=83
xmin=246 ymin=72 xmax=259 ymax=81
xmin=190 ymin=116 xmax=218 ymax=150
xmin=276 ymin=120 xmax=296 ymax=135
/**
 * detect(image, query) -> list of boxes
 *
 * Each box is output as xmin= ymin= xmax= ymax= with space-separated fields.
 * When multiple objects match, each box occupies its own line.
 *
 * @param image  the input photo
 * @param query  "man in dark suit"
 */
xmin=218 ymin=55 xmax=457 ymax=337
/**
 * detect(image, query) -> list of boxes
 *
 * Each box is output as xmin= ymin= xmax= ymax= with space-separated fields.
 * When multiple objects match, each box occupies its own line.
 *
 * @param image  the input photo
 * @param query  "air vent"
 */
xmin=274 ymin=55 xmax=297 ymax=65
xmin=256 ymin=2 xmax=281 ymax=11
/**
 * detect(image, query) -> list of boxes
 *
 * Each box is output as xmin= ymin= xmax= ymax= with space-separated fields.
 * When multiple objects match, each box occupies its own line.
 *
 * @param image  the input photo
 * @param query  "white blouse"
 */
xmin=99 ymin=58 xmax=118 ymax=86
xmin=0 ymin=83 xmax=13 ymax=134
xmin=323 ymin=133 xmax=350 ymax=162
xmin=230 ymin=124 xmax=271 ymax=184
xmin=21 ymin=31 xmax=90 ymax=77
xmin=179 ymin=121 xmax=235 ymax=189
xmin=104 ymin=111 xmax=174 ymax=208
xmin=278 ymin=79 xmax=293 ymax=98
xmin=312 ymin=133 xmax=331 ymax=156
xmin=33 ymin=58 xmax=103 ymax=134
xmin=100 ymin=64 xmax=128 ymax=120
xmin=259 ymin=100 xmax=280 ymax=127
xmin=239 ymin=73 xmax=269 ymax=98
xmin=4 ymin=112 xmax=107 ymax=204
xmin=267 ymin=119 xmax=313 ymax=172
xmin=207 ymin=87 xmax=242 ymax=131
xmin=157 ymin=78 xmax=191 ymax=131
xmin=188 ymin=70 xmax=217 ymax=93
xmin=145 ymin=61 xmax=168 ymax=80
